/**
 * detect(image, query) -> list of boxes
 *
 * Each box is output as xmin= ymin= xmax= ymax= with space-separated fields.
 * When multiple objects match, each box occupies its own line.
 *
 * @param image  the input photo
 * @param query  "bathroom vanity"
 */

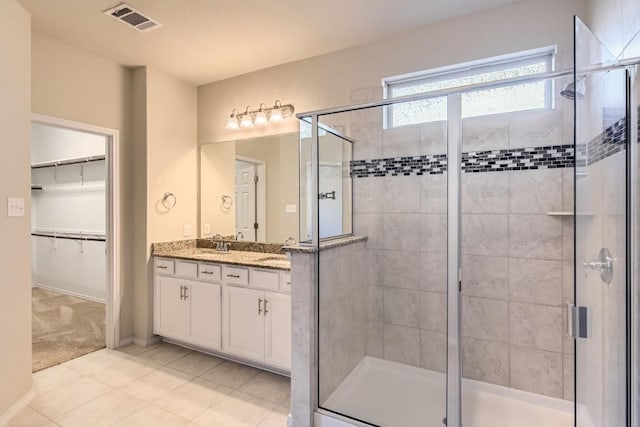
xmin=152 ymin=240 xmax=292 ymax=373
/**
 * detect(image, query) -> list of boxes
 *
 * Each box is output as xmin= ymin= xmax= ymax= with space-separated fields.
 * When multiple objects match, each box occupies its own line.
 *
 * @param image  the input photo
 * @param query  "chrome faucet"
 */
xmin=214 ymin=241 xmax=229 ymax=252
xmin=236 ymin=231 xmax=244 ymax=241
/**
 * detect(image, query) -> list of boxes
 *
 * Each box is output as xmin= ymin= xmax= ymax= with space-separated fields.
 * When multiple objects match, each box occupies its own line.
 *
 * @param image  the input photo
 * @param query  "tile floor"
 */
xmin=7 ymin=342 xmax=290 ymax=427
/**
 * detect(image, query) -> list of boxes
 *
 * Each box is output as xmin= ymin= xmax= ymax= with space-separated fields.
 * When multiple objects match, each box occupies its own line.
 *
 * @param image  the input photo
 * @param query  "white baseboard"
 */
xmin=32 ymin=283 xmax=106 ymax=304
xmin=118 ymin=336 xmax=133 ymax=348
xmin=0 ymin=388 xmax=35 ymax=427
xmin=133 ymin=335 xmax=161 ymax=347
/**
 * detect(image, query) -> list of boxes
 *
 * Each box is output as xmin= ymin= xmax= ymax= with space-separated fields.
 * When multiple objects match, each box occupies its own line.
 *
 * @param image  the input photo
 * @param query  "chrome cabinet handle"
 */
xmin=183 ymin=286 xmax=188 ymax=300
xmin=179 ymin=285 xmax=184 ymax=300
xmin=264 ymin=299 xmax=268 ymax=316
xmin=157 ymin=265 xmax=168 ymax=269
xmin=258 ymin=298 xmax=263 ymax=315
xmin=227 ymin=274 xmax=241 ymax=279
xmin=201 ymin=271 xmax=214 ymax=275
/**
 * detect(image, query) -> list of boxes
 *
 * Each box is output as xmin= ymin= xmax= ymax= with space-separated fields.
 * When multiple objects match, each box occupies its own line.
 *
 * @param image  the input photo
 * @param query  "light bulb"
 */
xmin=270 ymin=107 xmax=283 ymax=122
xmin=226 ymin=115 xmax=239 ymax=129
xmin=255 ymin=111 xmax=268 ymax=126
xmin=240 ymin=113 xmax=253 ymax=128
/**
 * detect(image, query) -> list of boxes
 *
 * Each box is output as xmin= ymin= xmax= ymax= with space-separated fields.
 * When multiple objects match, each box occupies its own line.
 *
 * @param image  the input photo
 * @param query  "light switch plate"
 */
xmin=183 ymin=223 xmax=191 ymax=237
xmin=7 ymin=198 xmax=24 ymax=217
xmin=285 ymin=204 xmax=297 ymax=213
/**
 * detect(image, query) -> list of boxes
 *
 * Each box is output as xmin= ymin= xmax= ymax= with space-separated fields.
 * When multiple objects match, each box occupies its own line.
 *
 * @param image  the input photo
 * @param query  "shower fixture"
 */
xmin=560 ymin=77 xmax=586 ymax=100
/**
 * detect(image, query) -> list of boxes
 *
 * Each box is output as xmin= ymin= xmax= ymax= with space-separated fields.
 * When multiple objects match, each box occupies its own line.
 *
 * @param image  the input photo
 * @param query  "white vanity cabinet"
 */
xmin=222 ymin=286 xmax=292 ymax=370
xmin=153 ymin=256 xmax=291 ymax=372
xmin=222 ymin=267 xmax=292 ymax=371
xmin=154 ymin=259 xmax=222 ymax=350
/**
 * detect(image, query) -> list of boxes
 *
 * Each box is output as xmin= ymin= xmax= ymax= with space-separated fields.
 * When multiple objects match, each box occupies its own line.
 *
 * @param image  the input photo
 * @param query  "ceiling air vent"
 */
xmin=104 ymin=3 xmax=162 ymax=33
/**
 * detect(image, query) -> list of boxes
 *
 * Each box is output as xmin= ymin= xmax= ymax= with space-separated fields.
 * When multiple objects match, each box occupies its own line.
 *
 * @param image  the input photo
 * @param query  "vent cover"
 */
xmin=104 ymin=3 xmax=162 ymax=33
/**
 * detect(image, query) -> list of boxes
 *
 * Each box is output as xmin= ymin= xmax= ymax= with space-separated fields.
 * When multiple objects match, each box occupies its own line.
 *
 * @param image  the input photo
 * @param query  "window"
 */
xmin=383 ymin=46 xmax=556 ymax=127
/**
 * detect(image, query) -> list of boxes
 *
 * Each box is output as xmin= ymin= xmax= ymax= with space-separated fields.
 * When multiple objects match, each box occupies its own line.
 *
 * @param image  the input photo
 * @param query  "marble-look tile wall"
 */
xmin=348 ymin=102 xmax=574 ymax=400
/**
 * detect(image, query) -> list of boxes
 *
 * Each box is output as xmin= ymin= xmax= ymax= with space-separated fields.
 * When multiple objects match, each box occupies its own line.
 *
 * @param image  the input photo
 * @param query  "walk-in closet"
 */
xmin=30 ymin=122 xmax=107 ymax=371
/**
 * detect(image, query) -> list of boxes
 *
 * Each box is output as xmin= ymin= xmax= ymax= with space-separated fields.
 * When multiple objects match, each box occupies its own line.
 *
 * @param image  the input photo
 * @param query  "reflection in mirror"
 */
xmin=299 ymin=120 xmax=353 ymax=243
xmin=200 ymin=133 xmax=299 ymax=243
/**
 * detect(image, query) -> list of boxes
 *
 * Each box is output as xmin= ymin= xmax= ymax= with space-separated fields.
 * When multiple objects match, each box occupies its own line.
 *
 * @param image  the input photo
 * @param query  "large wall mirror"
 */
xmin=200 ymin=133 xmax=299 ymax=243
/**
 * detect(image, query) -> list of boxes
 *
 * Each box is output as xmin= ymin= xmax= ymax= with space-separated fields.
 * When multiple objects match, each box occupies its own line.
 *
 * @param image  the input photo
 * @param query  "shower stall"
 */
xmin=290 ymin=17 xmax=640 ymax=427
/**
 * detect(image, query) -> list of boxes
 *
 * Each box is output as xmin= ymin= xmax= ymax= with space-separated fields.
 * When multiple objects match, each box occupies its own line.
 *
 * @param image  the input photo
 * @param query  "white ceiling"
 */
xmin=19 ymin=0 xmax=522 ymax=86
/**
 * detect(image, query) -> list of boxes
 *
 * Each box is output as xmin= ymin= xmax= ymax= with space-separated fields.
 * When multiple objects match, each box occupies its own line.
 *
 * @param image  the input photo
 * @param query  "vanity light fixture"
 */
xmin=225 ymin=100 xmax=295 ymax=130
xmin=239 ymin=106 xmax=254 ymax=128
xmin=254 ymin=104 xmax=268 ymax=126
xmin=270 ymin=100 xmax=284 ymax=122
xmin=226 ymin=109 xmax=240 ymax=130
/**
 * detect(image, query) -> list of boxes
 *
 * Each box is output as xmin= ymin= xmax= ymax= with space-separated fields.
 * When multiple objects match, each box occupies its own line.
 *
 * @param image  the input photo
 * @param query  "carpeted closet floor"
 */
xmin=32 ymin=287 xmax=105 ymax=372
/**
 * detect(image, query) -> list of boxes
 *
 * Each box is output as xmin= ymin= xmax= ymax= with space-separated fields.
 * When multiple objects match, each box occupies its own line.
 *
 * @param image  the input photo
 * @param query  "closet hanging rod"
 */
xmin=31 ymin=154 xmax=106 ymax=169
xmin=31 ymin=232 xmax=106 ymax=242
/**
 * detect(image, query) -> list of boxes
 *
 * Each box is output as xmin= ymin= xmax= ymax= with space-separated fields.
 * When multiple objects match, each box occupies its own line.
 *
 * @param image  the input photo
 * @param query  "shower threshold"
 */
xmin=320 ymin=356 xmax=573 ymax=427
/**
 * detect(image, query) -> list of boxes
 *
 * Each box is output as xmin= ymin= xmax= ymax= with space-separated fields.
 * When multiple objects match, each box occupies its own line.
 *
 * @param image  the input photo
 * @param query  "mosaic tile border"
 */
xmin=350 ymin=145 xmax=574 ymax=177
xmin=350 ymin=112 xmax=632 ymax=178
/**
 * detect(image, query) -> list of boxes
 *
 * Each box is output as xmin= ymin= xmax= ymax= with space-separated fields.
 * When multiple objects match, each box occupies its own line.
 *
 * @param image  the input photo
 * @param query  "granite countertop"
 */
xmin=152 ymin=246 xmax=291 ymax=271
xmin=284 ymin=235 xmax=368 ymax=253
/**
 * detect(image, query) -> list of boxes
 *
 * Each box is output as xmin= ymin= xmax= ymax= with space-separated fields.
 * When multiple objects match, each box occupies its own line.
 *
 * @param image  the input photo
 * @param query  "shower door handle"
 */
xmin=582 ymin=247 xmax=614 ymax=284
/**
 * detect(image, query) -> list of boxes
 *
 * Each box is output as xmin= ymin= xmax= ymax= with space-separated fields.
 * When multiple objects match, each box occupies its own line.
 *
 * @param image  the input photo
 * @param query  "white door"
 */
xmin=155 ymin=276 xmax=189 ymax=340
xmin=188 ymin=281 xmax=221 ymax=350
xmin=223 ymin=286 xmax=265 ymax=361
xmin=264 ymin=292 xmax=291 ymax=370
xmin=235 ymin=161 xmax=256 ymax=241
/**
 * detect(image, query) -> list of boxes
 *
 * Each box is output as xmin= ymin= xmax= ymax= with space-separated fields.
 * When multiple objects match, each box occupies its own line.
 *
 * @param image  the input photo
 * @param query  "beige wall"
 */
xmin=133 ymin=68 xmax=198 ymax=340
xmin=131 ymin=67 xmax=149 ymax=341
xmin=0 ymin=0 xmax=32 ymax=417
xmin=31 ymin=32 xmax=135 ymax=342
xmin=198 ymin=0 xmax=585 ymax=144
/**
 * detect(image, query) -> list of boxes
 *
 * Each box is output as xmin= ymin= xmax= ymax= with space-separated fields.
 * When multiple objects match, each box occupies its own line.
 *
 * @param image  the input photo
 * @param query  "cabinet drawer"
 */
xmin=223 ymin=266 xmax=249 ymax=285
xmin=198 ymin=263 xmax=222 ymax=282
xmin=175 ymin=261 xmax=198 ymax=279
xmin=155 ymin=258 xmax=175 ymax=276
xmin=251 ymin=269 xmax=280 ymax=292
xmin=280 ymin=273 xmax=292 ymax=293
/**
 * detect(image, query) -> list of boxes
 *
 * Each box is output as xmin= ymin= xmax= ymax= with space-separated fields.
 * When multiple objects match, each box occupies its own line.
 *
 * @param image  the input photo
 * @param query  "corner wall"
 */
xmin=134 ymin=68 xmax=198 ymax=341
xmin=0 ymin=0 xmax=32 ymax=417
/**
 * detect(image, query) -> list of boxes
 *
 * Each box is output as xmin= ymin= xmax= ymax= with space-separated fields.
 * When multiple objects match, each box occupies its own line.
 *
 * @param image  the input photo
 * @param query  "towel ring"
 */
xmin=221 ymin=195 xmax=233 ymax=210
xmin=162 ymin=192 xmax=177 ymax=209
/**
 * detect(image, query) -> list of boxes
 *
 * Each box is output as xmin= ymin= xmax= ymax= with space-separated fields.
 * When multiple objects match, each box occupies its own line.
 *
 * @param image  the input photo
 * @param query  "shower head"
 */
xmin=560 ymin=78 xmax=586 ymax=100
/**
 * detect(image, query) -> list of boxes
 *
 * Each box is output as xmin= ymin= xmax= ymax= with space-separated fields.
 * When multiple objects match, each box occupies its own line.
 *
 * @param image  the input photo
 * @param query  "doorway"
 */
xmin=30 ymin=114 xmax=120 ymax=371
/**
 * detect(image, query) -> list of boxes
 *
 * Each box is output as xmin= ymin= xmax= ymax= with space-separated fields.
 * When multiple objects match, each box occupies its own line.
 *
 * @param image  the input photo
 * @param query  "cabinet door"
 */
xmin=264 ymin=292 xmax=291 ymax=370
xmin=223 ymin=286 xmax=265 ymax=361
xmin=155 ymin=276 xmax=189 ymax=340
xmin=188 ymin=280 xmax=221 ymax=350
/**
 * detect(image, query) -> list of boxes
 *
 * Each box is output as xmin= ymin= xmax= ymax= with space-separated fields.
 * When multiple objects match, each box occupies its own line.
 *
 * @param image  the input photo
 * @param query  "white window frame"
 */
xmin=382 ymin=46 xmax=557 ymax=128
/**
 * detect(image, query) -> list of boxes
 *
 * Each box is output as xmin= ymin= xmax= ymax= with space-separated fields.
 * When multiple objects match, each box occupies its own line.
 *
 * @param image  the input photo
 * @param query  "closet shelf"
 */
xmin=31 ymin=229 xmax=106 ymax=242
xmin=30 ymin=182 xmax=105 ymax=193
xmin=31 ymin=154 xmax=105 ymax=169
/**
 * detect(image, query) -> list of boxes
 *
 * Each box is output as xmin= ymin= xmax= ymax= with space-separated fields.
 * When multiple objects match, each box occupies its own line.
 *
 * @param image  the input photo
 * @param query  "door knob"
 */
xmin=582 ymin=247 xmax=614 ymax=284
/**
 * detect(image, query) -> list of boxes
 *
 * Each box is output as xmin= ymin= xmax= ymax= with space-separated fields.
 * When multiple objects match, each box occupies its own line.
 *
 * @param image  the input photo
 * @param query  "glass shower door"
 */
xmin=574 ymin=16 xmax=628 ymax=427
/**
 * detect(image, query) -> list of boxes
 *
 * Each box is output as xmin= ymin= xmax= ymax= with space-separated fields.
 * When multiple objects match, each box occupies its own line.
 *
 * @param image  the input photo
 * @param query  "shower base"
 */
xmin=319 ymin=356 xmax=573 ymax=427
